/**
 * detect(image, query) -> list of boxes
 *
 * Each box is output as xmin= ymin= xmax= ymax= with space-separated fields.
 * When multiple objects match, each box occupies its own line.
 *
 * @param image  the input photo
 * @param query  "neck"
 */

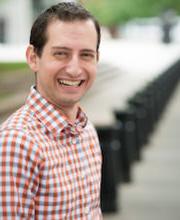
xmin=59 ymin=104 xmax=79 ymax=124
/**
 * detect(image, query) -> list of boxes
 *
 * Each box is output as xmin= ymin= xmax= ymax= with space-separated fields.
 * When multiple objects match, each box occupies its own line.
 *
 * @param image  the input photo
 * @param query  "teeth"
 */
xmin=58 ymin=80 xmax=81 ymax=86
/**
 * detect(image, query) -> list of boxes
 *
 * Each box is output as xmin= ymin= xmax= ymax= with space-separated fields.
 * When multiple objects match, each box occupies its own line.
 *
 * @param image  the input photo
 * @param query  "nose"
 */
xmin=65 ymin=55 xmax=82 ymax=78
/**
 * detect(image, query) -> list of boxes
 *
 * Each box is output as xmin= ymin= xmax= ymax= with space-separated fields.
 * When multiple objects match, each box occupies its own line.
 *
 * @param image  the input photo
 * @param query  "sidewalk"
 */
xmin=103 ymin=82 xmax=180 ymax=220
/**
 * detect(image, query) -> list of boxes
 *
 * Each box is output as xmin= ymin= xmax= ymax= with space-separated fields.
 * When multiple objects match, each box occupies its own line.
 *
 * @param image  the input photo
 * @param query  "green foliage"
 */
xmin=83 ymin=0 xmax=180 ymax=27
xmin=0 ymin=62 xmax=28 ymax=73
xmin=83 ymin=0 xmax=134 ymax=26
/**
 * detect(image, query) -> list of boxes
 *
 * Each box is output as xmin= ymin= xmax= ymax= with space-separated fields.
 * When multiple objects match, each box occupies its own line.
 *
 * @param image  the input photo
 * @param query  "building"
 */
xmin=0 ymin=0 xmax=75 ymax=44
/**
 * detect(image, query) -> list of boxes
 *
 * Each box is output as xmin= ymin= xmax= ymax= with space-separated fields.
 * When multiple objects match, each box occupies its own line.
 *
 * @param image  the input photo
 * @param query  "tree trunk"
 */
xmin=108 ymin=25 xmax=119 ymax=38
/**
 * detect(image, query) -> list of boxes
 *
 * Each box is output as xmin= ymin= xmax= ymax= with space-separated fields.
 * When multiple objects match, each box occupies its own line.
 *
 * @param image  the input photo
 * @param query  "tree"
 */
xmin=82 ymin=0 xmax=180 ymax=38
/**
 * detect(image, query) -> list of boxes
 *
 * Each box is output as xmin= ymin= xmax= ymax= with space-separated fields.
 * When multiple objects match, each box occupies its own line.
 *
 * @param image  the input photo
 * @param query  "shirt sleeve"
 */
xmin=0 ymin=129 xmax=40 ymax=219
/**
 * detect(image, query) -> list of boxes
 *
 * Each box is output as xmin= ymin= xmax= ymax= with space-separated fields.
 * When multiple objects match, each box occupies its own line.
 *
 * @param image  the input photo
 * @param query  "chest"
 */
xmin=35 ymin=130 xmax=102 ymax=217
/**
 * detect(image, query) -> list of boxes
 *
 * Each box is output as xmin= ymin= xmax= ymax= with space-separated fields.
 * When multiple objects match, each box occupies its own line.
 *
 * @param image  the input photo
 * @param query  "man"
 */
xmin=0 ymin=2 xmax=102 ymax=219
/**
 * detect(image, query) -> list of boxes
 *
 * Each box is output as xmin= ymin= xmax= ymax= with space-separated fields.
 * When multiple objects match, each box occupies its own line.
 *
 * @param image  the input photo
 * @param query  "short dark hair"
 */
xmin=30 ymin=2 xmax=101 ymax=56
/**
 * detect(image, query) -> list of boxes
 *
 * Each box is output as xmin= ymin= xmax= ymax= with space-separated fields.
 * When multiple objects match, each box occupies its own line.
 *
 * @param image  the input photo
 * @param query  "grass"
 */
xmin=0 ymin=62 xmax=29 ymax=100
xmin=0 ymin=62 xmax=28 ymax=72
xmin=0 ymin=92 xmax=12 ymax=100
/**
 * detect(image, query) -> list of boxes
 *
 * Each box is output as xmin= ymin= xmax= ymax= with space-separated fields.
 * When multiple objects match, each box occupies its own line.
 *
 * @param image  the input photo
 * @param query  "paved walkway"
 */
xmin=103 ymin=82 xmax=180 ymax=220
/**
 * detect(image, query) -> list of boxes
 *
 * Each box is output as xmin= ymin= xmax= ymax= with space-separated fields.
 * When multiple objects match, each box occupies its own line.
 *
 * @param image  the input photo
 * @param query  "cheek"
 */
xmin=44 ymin=62 xmax=58 ymax=73
xmin=90 ymin=66 xmax=97 ymax=81
xmin=40 ymin=58 xmax=61 ymax=70
xmin=38 ymin=62 xmax=61 ymax=81
xmin=87 ymin=63 xmax=97 ymax=76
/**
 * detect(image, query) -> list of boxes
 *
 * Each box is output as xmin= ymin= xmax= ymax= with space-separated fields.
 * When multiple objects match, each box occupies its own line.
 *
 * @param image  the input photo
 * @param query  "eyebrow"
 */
xmin=51 ymin=47 xmax=71 ymax=52
xmin=51 ymin=46 xmax=96 ymax=53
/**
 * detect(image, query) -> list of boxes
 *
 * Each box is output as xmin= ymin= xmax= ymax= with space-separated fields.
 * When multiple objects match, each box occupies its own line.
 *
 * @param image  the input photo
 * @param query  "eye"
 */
xmin=81 ymin=52 xmax=95 ymax=61
xmin=54 ymin=51 xmax=68 ymax=59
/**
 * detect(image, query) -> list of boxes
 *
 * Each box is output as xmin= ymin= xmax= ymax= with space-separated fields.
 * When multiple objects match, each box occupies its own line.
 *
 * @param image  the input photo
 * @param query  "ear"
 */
xmin=26 ymin=45 xmax=39 ymax=72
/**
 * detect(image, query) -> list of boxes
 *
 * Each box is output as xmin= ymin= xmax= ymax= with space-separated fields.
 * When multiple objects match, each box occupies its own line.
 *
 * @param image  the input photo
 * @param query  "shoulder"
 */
xmin=84 ymin=119 xmax=100 ymax=143
xmin=85 ymin=119 xmax=96 ymax=133
xmin=0 ymin=127 xmax=43 ymax=171
xmin=86 ymin=119 xmax=98 ymax=134
xmin=0 ymin=106 xmax=43 ymax=156
xmin=1 ymin=104 xmax=44 ymax=137
xmin=1 ymin=105 xmax=31 ymax=130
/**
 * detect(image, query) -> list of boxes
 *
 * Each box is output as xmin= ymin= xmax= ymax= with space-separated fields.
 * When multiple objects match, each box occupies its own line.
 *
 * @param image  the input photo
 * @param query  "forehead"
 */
xmin=45 ymin=19 xmax=97 ymax=48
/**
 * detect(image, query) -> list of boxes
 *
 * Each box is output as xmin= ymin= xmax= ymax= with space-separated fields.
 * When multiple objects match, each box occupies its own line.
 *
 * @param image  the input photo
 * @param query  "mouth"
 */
xmin=58 ymin=79 xmax=84 ymax=87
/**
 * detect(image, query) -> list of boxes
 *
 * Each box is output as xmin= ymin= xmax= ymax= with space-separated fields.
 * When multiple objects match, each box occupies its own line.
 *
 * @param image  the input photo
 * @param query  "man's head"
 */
xmin=26 ymin=2 xmax=100 ymax=120
xmin=30 ymin=2 xmax=101 ymax=57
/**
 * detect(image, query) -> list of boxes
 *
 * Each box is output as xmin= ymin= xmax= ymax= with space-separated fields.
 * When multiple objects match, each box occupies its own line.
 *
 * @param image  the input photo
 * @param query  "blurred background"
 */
xmin=0 ymin=0 xmax=180 ymax=220
xmin=0 ymin=0 xmax=180 ymax=45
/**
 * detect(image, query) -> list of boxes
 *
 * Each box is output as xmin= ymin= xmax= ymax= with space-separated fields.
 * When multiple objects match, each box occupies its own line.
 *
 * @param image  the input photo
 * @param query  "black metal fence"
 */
xmin=96 ymin=59 xmax=180 ymax=213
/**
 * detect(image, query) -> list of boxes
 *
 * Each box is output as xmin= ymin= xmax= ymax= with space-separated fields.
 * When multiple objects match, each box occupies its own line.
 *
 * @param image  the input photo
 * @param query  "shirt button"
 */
xmin=71 ymin=138 xmax=77 ymax=144
xmin=84 ymin=206 xmax=90 ymax=215
xmin=81 ymin=173 xmax=86 ymax=179
xmin=71 ymin=127 xmax=76 ymax=133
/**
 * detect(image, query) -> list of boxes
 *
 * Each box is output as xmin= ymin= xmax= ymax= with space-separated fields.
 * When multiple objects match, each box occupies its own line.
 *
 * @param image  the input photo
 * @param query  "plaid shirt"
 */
xmin=0 ymin=86 xmax=102 ymax=219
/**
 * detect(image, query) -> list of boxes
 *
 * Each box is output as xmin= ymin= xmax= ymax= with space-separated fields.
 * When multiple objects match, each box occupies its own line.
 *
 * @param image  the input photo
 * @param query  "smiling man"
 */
xmin=0 ymin=2 xmax=102 ymax=219
xmin=27 ymin=18 xmax=98 ymax=123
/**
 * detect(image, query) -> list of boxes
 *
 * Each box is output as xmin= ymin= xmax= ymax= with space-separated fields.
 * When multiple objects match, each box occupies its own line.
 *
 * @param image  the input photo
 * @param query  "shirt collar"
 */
xmin=26 ymin=86 xmax=88 ymax=136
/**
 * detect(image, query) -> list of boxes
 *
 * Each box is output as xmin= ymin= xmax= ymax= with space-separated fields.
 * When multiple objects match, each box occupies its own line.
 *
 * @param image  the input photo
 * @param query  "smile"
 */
xmin=58 ymin=80 xmax=83 ymax=87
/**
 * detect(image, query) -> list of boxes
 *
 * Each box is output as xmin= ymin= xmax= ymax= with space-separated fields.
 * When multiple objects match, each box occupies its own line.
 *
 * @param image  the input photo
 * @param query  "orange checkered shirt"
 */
xmin=0 ymin=86 xmax=102 ymax=219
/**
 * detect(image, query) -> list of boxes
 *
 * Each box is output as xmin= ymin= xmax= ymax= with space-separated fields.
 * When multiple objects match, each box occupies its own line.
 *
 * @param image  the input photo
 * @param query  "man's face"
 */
xmin=27 ymin=19 xmax=98 ymax=110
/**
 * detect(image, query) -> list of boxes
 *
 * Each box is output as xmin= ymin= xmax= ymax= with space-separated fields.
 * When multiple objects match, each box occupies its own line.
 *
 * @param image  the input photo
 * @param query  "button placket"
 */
xmin=71 ymin=127 xmax=76 ymax=133
xmin=81 ymin=172 xmax=86 ymax=180
xmin=81 ymin=164 xmax=88 ymax=181
xmin=83 ymin=170 xmax=91 ymax=217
